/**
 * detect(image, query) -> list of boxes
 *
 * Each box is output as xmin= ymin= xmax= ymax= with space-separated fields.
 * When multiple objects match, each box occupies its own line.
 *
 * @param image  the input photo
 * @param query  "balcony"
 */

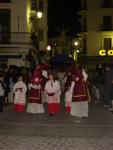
xmin=100 ymin=2 xmax=113 ymax=8
xmin=0 ymin=32 xmax=32 ymax=45
xmin=100 ymin=24 xmax=113 ymax=31
xmin=0 ymin=0 xmax=11 ymax=3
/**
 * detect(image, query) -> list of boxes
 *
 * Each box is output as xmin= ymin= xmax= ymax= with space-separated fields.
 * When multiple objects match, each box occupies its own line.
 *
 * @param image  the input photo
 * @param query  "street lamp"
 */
xmin=29 ymin=10 xmax=43 ymax=64
xmin=73 ymin=41 xmax=79 ymax=61
xmin=74 ymin=41 xmax=79 ymax=46
xmin=47 ymin=45 xmax=52 ymax=58
xmin=36 ymin=10 xmax=43 ymax=54
xmin=77 ymin=49 xmax=80 ymax=53
xmin=37 ymin=11 xmax=43 ymax=19
xmin=47 ymin=45 xmax=51 ymax=51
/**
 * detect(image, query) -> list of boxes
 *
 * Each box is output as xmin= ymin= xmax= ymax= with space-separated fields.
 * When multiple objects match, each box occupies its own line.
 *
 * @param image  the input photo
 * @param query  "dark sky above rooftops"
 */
xmin=48 ymin=0 xmax=81 ymax=38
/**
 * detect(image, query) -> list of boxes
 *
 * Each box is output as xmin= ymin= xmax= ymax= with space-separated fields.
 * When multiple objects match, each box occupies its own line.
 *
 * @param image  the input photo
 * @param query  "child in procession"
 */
xmin=13 ymin=75 xmax=27 ymax=112
xmin=45 ymin=72 xmax=61 ymax=115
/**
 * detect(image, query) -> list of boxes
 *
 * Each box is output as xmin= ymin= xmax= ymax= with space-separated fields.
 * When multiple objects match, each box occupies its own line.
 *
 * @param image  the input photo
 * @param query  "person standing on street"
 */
xmin=13 ymin=75 xmax=27 ymax=112
xmin=27 ymin=65 xmax=44 ymax=114
xmin=64 ymin=81 xmax=74 ymax=113
xmin=45 ymin=72 xmax=61 ymax=115
xmin=70 ymin=64 xmax=90 ymax=117
xmin=0 ymin=73 xmax=5 ymax=112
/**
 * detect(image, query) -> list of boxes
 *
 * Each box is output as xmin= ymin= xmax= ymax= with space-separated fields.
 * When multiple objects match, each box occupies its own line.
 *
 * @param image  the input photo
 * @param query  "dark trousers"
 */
xmin=0 ymin=96 xmax=4 ymax=112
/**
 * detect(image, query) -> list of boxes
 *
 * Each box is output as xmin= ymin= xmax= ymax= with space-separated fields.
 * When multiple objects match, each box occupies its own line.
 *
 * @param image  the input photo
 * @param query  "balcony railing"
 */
xmin=0 ymin=0 xmax=11 ymax=3
xmin=0 ymin=32 xmax=32 ymax=44
xmin=100 ymin=24 xmax=113 ymax=31
xmin=100 ymin=2 xmax=113 ymax=8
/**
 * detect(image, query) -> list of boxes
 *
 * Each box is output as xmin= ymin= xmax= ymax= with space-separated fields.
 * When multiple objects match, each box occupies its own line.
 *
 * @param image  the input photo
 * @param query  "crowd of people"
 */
xmin=91 ymin=63 xmax=113 ymax=112
xmin=0 ymin=65 xmax=30 ymax=112
xmin=0 ymin=62 xmax=93 ymax=118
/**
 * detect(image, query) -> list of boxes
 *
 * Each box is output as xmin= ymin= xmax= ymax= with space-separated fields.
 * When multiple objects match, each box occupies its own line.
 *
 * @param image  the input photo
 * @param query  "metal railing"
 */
xmin=0 ymin=0 xmax=11 ymax=3
xmin=0 ymin=32 xmax=32 ymax=44
xmin=100 ymin=2 xmax=113 ymax=8
xmin=100 ymin=24 xmax=113 ymax=31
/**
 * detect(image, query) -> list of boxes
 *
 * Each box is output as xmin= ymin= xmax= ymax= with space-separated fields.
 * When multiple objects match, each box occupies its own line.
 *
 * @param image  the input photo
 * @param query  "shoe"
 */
xmin=49 ymin=113 xmax=55 ymax=116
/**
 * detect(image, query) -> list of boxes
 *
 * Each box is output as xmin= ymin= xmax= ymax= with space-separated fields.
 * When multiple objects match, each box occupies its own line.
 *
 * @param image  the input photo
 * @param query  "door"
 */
xmin=104 ymin=38 xmax=112 ymax=50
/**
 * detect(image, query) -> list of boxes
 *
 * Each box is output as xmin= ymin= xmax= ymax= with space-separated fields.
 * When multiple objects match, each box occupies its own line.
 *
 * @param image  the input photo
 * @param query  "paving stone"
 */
xmin=0 ymin=103 xmax=113 ymax=149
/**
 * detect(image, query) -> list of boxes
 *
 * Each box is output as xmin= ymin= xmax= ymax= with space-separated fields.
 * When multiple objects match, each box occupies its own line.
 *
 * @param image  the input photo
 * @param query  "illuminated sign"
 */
xmin=99 ymin=50 xmax=113 ymax=56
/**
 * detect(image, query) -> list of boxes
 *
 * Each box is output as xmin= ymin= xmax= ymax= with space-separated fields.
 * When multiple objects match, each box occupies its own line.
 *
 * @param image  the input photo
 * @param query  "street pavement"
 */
xmin=0 ymin=103 xmax=113 ymax=150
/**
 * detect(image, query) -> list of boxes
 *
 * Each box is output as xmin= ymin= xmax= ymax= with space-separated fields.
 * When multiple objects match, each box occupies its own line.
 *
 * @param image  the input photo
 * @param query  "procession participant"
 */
xmin=45 ymin=72 xmax=61 ymax=115
xmin=64 ymin=71 xmax=72 ymax=88
xmin=57 ymin=70 xmax=65 ymax=94
xmin=13 ymin=75 xmax=27 ymax=112
xmin=41 ymin=68 xmax=48 ymax=103
xmin=27 ymin=65 xmax=44 ymax=114
xmin=64 ymin=65 xmax=74 ymax=92
xmin=0 ymin=73 xmax=5 ymax=112
xmin=64 ymin=81 xmax=74 ymax=113
xmin=70 ymin=64 xmax=90 ymax=117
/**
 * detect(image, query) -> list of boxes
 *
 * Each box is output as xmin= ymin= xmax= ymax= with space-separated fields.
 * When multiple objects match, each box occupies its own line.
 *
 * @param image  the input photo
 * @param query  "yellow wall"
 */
xmin=0 ymin=0 xmax=48 ymax=50
xmin=11 ymin=0 xmax=27 ymax=32
xmin=79 ymin=0 xmax=113 ymax=56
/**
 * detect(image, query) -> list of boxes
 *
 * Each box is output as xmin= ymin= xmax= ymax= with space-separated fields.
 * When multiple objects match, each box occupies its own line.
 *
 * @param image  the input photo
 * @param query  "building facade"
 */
xmin=0 ymin=0 xmax=48 ymax=67
xmin=79 ymin=0 xmax=113 ymax=57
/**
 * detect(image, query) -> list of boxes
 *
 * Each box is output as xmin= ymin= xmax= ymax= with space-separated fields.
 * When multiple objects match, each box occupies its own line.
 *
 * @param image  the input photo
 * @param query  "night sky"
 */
xmin=48 ymin=0 xmax=81 ymax=38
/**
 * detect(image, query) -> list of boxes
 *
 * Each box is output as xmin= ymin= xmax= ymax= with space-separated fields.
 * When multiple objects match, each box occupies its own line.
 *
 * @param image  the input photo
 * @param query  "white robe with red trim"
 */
xmin=13 ymin=81 xmax=27 ymax=105
xmin=44 ymin=80 xmax=61 ymax=104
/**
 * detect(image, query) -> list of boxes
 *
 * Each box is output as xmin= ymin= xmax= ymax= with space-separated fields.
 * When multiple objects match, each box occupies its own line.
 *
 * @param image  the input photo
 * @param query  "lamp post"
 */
xmin=37 ymin=11 xmax=43 ymax=50
xmin=73 ymin=41 xmax=79 ymax=61
xmin=30 ymin=11 xmax=43 ymax=48
xmin=29 ymin=10 xmax=43 ymax=64
xmin=36 ymin=11 xmax=43 ymax=64
xmin=47 ymin=45 xmax=52 ymax=58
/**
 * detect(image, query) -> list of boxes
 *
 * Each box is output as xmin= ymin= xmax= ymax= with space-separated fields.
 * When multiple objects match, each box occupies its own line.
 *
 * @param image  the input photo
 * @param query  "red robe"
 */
xmin=72 ymin=69 xmax=89 ymax=102
xmin=29 ymin=79 xmax=42 ymax=104
xmin=29 ymin=87 xmax=42 ymax=104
